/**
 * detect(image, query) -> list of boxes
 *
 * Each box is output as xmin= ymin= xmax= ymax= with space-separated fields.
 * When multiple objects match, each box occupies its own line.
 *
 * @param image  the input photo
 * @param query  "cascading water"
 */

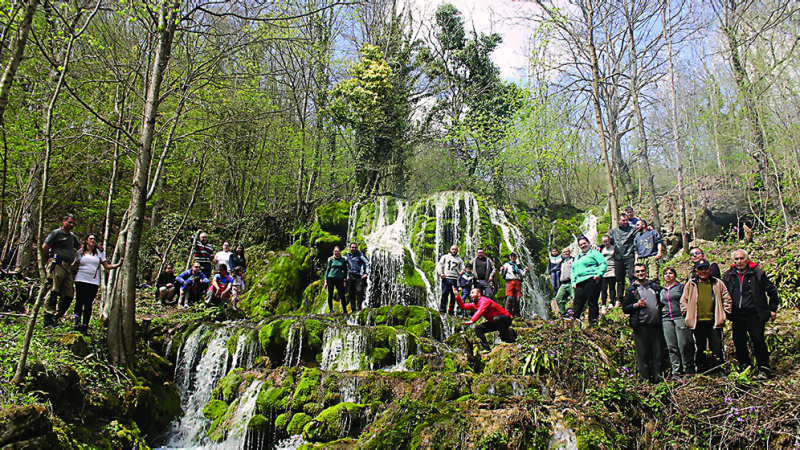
xmin=320 ymin=326 xmax=371 ymax=371
xmin=207 ymin=380 xmax=264 ymax=450
xmin=488 ymin=207 xmax=549 ymax=319
xmin=350 ymin=192 xmax=545 ymax=318
xmin=283 ymin=322 xmax=304 ymax=367
xmin=169 ymin=327 xmax=234 ymax=448
xmin=569 ymin=211 xmax=600 ymax=255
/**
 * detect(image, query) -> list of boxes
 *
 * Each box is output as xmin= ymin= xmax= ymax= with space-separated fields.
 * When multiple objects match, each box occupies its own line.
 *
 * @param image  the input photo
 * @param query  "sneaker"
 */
xmin=600 ymin=306 xmax=607 ymax=315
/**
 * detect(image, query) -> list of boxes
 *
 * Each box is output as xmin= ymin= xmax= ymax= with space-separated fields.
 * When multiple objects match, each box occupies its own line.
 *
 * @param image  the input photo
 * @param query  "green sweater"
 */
xmin=325 ymin=256 xmax=347 ymax=280
xmin=571 ymin=249 xmax=608 ymax=285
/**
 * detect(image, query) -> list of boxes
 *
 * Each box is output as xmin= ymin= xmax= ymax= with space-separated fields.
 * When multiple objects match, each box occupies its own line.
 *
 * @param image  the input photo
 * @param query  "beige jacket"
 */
xmin=680 ymin=277 xmax=732 ymax=329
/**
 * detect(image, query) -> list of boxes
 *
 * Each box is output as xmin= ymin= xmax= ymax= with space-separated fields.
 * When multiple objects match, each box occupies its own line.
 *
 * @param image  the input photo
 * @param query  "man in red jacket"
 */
xmin=453 ymin=286 xmax=516 ymax=353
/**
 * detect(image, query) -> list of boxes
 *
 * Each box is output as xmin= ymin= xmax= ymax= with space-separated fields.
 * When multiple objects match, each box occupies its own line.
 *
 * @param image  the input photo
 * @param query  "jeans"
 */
xmin=347 ymin=276 xmax=366 ymax=312
xmin=662 ymin=316 xmax=695 ymax=374
xmin=572 ymin=277 xmax=601 ymax=322
xmin=600 ymin=276 xmax=616 ymax=306
xmin=474 ymin=315 xmax=514 ymax=350
xmin=632 ymin=323 xmax=665 ymax=382
xmin=326 ymin=278 xmax=347 ymax=313
xmin=439 ymin=278 xmax=458 ymax=313
xmin=693 ymin=321 xmax=724 ymax=374
xmin=550 ymin=272 xmax=560 ymax=294
xmin=615 ymin=256 xmax=636 ymax=303
xmin=730 ymin=309 xmax=770 ymax=369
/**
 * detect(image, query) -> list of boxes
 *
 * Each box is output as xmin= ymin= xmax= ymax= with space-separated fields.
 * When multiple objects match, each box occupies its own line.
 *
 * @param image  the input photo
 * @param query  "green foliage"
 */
xmin=302 ymin=402 xmax=365 ymax=442
xmin=239 ymin=242 xmax=314 ymax=319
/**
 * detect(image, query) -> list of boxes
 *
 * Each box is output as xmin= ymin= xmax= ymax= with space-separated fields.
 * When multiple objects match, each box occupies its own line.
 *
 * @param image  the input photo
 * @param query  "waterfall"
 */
xmin=208 ymin=380 xmax=264 ymax=450
xmin=168 ymin=326 xmax=233 ymax=447
xmin=339 ymin=376 xmax=364 ymax=403
xmin=231 ymin=330 xmax=259 ymax=370
xmin=320 ymin=326 xmax=371 ymax=371
xmin=488 ymin=207 xmax=549 ymax=319
xmin=569 ymin=211 xmax=600 ymax=255
xmin=385 ymin=331 xmax=417 ymax=372
xmin=284 ymin=321 xmax=304 ymax=367
xmin=174 ymin=324 xmax=209 ymax=394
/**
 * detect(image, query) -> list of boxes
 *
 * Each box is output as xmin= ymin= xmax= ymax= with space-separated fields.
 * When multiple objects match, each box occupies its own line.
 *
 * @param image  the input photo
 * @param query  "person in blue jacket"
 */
xmin=176 ymin=261 xmax=209 ymax=308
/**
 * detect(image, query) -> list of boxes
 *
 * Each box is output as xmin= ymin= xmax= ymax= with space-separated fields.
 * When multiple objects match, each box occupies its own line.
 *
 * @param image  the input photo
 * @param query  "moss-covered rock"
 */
xmin=291 ymin=369 xmax=322 ymax=411
xmin=239 ymin=242 xmax=314 ymax=320
xmin=302 ymin=402 xmax=365 ymax=443
xmin=287 ymin=412 xmax=312 ymax=436
xmin=202 ymin=399 xmax=228 ymax=421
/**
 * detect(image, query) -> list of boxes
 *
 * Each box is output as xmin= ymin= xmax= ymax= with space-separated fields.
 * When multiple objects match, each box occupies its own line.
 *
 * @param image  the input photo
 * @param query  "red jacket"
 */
xmin=456 ymin=295 xmax=512 ymax=323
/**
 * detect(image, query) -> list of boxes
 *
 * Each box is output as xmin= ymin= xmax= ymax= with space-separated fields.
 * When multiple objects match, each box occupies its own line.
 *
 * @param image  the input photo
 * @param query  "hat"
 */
xmin=694 ymin=259 xmax=711 ymax=269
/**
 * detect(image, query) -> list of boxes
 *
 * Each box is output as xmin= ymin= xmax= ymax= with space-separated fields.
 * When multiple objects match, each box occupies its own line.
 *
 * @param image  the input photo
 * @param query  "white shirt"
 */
xmin=74 ymin=251 xmax=107 ymax=286
xmin=215 ymin=250 xmax=233 ymax=271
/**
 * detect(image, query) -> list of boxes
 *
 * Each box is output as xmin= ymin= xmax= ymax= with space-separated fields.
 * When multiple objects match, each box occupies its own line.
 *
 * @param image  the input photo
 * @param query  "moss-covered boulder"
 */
xmin=239 ymin=242 xmax=314 ymax=320
xmin=202 ymin=399 xmax=228 ymax=422
xmin=291 ymin=369 xmax=323 ymax=411
xmin=287 ymin=412 xmax=312 ymax=436
xmin=302 ymin=402 xmax=365 ymax=443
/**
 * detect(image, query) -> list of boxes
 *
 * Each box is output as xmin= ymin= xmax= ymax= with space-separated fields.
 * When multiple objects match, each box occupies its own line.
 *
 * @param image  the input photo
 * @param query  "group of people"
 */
xmin=547 ymin=206 xmax=780 ymax=381
xmin=155 ymin=232 xmax=248 ymax=309
xmin=323 ymin=242 xmax=527 ymax=353
xmin=41 ymin=215 xmax=123 ymax=334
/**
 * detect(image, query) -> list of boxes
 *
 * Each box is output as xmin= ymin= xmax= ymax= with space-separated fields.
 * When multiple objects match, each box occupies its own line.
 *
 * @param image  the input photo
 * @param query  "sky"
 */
xmin=409 ymin=0 xmax=541 ymax=82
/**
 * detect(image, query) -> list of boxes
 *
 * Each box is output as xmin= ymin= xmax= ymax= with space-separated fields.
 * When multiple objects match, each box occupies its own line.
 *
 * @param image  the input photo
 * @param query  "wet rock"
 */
xmin=58 ymin=333 xmax=89 ymax=358
xmin=302 ymin=402 xmax=365 ymax=443
xmin=0 ymin=405 xmax=55 ymax=448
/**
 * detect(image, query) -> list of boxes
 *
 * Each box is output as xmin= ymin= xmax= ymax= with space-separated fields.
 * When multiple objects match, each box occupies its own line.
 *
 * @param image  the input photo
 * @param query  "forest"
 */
xmin=1 ymin=0 xmax=800 ymax=448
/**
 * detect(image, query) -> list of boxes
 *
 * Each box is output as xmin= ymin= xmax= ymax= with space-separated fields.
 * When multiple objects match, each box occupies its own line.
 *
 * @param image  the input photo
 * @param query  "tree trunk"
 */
xmin=0 ymin=0 xmax=37 ymax=122
xmin=624 ymin=1 xmax=661 ymax=230
xmin=13 ymin=5 xmax=93 ymax=382
xmin=586 ymin=2 xmax=619 ymax=228
xmin=720 ymin=0 xmax=779 ymax=209
xmin=663 ymin=1 xmax=689 ymax=254
xmin=15 ymin=162 xmax=40 ymax=274
xmin=108 ymin=0 xmax=179 ymax=367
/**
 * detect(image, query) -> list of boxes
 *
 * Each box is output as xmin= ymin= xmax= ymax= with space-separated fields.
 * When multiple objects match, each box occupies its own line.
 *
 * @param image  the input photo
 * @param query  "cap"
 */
xmin=694 ymin=259 xmax=711 ymax=269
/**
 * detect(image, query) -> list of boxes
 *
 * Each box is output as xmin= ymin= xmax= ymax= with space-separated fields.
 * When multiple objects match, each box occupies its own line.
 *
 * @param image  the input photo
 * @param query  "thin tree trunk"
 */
xmin=108 ymin=0 xmax=179 ymax=367
xmin=100 ymin=88 xmax=124 ymax=316
xmin=663 ymin=1 xmax=689 ymax=254
xmin=157 ymin=153 xmax=206 ymax=276
xmin=624 ymin=0 xmax=661 ymax=231
xmin=0 ymin=0 xmax=37 ymax=123
xmin=14 ymin=162 xmax=40 ymax=274
xmin=586 ymin=2 xmax=619 ymax=228
xmin=13 ymin=4 xmax=95 ymax=382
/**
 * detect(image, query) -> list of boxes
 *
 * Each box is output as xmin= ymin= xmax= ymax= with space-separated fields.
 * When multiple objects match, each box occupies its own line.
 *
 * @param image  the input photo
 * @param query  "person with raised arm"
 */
xmin=454 ymin=285 xmax=515 ymax=354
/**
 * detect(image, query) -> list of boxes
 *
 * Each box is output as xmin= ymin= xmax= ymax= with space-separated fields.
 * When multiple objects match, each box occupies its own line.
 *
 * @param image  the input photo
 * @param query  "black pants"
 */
xmin=731 ymin=309 xmax=770 ymax=369
xmin=474 ymin=315 xmax=514 ymax=350
xmin=615 ymin=256 xmax=636 ymax=303
xmin=572 ymin=277 xmax=601 ymax=322
xmin=693 ymin=321 xmax=724 ymax=373
xmin=600 ymin=276 xmax=616 ymax=306
xmin=632 ymin=323 xmax=665 ymax=382
xmin=326 ymin=278 xmax=347 ymax=313
xmin=347 ymin=276 xmax=366 ymax=312
xmin=440 ymin=278 xmax=458 ymax=313
xmin=74 ymin=282 xmax=100 ymax=327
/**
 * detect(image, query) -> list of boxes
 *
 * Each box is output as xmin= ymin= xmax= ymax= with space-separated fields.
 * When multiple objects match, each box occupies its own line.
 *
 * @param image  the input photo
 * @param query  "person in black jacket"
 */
xmin=722 ymin=249 xmax=780 ymax=373
xmin=622 ymin=263 xmax=665 ymax=383
xmin=230 ymin=244 xmax=246 ymax=275
xmin=156 ymin=264 xmax=177 ymax=306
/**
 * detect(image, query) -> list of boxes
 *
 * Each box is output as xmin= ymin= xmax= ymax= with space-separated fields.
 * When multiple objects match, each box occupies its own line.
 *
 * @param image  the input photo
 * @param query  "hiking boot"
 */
xmin=43 ymin=315 xmax=56 ymax=329
xmin=79 ymin=325 xmax=89 ymax=336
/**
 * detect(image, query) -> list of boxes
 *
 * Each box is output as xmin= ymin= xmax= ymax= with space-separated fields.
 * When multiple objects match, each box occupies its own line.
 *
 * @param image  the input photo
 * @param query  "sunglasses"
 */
xmin=635 ymin=270 xmax=647 ymax=273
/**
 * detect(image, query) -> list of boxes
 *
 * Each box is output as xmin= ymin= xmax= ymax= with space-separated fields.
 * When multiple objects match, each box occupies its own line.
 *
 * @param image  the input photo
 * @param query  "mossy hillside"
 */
xmin=351 ymin=305 xmax=447 ymax=341
xmin=302 ymin=402 xmax=366 ymax=442
xmin=239 ymin=242 xmax=314 ymax=320
xmin=0 ymin=315 xmax=182 ymax=449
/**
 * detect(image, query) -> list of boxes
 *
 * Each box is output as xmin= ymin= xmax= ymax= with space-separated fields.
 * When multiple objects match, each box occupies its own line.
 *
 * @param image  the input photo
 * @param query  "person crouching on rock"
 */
xmin=453 ymin=286 xmax=515 ymax=353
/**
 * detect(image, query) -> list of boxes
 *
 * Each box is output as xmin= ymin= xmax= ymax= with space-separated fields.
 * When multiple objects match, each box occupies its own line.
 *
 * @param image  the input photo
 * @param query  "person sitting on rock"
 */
xmin=207 ymin=263 xmax=233 ymax=306
xmin=176 ymin=262 xmax=209 ymax=308
xmin=453 ymin=286 xmax=515 ymax=353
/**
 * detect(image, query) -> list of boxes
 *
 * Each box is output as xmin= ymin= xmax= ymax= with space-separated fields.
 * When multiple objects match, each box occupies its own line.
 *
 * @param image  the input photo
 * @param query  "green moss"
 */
xmin=421 ymin=376 xmax=462 ymax=403
xmin=302 ymin=402 xmax=365 ymax=443
xmin=275 ymin=413 xmax=290 ymax=434
xmin=239 ymin=242 xmax=313 ymax=320
xmin=291 ymin=369 xmax=322 ymax=411
xmin=392 ymin=305 xmax=409 ymax=323
xmin=372 ymin=348 xmax=390 ymax=365
xmin=203 ymin=399 xmax=228 ymax=421
xmin=248 ymin=414 xmax=271 ymax=431
xmin=287 ymin=413 xmax=312 ymax=436
xmin=304 ymin=319 xmax=324 ymax=350
xmin=373 ymin=325 xmax=397 ymax=348
xmin=212 ymin=368 xmax=244 ymax=403
xmin=257 ymin=385 xmax=290 ymax=411
xmin=303 ymin=402 xmax=324 ymax=416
